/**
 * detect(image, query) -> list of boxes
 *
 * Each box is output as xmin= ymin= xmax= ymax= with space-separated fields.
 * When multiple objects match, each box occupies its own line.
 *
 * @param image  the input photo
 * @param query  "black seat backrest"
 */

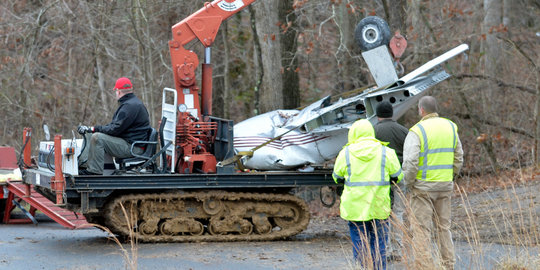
xmin=141 ymin=128 xmax=158 ymax=158
xmin=159 ymin=116 xmax=167 ymax=148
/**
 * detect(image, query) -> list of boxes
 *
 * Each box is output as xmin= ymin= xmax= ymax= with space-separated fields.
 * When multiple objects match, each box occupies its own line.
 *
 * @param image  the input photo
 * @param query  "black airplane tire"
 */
xmin=355 ymin=16 xmax=391 ymax=51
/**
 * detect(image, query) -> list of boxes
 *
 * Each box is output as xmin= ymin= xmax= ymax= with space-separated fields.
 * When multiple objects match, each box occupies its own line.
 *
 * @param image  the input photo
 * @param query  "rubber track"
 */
xmin=103 ymin=191 xmax=310 ymax=242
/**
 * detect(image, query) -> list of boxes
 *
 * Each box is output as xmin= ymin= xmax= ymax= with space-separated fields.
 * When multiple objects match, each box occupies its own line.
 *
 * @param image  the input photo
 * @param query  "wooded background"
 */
xmin=1 ymin=0 xmax=538 ymax=176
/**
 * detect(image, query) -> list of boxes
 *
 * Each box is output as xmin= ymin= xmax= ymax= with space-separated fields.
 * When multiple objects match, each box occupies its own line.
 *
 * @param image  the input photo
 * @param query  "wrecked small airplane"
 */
xmin=232 ymin=17 xmax=469 ymax=170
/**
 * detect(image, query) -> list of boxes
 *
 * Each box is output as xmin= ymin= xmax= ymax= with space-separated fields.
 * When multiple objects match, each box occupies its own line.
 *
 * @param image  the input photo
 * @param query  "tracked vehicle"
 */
xmin=21 ymin=0 xmax=468 ymax=242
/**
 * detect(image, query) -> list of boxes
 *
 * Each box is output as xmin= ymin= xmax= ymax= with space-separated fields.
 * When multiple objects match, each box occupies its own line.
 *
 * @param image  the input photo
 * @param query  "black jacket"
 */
xmin=374 ymin=119 xmax=408 ymax=164
xmin=94 ymin=93 xmax=151 ymax=144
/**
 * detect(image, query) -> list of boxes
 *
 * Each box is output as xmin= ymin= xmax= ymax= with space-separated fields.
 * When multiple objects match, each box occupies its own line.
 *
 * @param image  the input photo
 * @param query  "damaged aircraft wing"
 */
xmin=232 ymin=44 xmax=469 ymax=170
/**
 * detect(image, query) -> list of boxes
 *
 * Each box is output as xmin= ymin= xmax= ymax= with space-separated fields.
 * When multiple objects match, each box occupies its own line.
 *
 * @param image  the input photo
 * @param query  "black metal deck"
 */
xmin=66 ymin=171 xmax=336 ymax=190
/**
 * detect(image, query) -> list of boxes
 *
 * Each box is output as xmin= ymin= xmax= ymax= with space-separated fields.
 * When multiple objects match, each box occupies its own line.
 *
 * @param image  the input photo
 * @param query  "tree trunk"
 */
xmin=249 ymin=6 xmax=262 ymax=115
xmin=502 ymin=0 xmax=513 ymax=27
xmin=382 ymin=0 xmax=407 ymax=36
xmin=481 ymin=0 xmax=503 ymax=171
xmin=95 ymin=53 xmax=109 ymax=115
xmin=213 ymin=21 xmax=231 ymax=119
xmin=279 ymin=0 xmax=299 ymax=109
xmin=141 ymin=0 xmax=155 ymax=125
xmin=410 ymin=0 xmax=424 ymax=57
xmin=130 ymin=0 xmax=154 ymax=124
xmin=333 ymin=3 xmax=355 ymax=94
xmin=483 ymin=0 xmax=502 ymax=76
xmin=534 ymin=73 xmax=540 ymax=167
xmin=253 ymin=0 xmax=283 ymax=113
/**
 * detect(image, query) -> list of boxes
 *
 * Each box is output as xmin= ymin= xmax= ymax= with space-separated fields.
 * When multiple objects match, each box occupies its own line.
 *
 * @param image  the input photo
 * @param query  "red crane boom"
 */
xmin=169 ymin=0 xmax=256 ymax=118
xmin=167 ymin=0 xmax=256 ymax=173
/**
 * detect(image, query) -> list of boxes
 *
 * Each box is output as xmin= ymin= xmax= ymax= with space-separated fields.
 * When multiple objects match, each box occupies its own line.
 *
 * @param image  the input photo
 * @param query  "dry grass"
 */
xmin=90 ymin=203 xmax=138 ymax=270
xmin=325 ymin=166 xmax=540 ymax=269
xmin=497 ymin=258 xmax=539 ymax=270
xmin=81 ymin=167 xmax=539 ymax=270
xmin=451 ymin=167 xmax=539 ymax=270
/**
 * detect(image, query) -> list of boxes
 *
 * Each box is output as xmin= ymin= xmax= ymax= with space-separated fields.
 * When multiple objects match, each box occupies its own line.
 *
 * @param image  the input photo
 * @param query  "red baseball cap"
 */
xmin=114 ymin=77 xmax=133 ymax=90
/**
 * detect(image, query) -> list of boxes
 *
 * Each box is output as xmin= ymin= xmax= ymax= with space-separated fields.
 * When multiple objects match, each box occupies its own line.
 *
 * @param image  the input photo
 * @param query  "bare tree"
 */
xmin=253 ymin=0 xmax=283 ymax=113
xmin=333 ymin=2 xmax=356 ymax=93
xmin=382 ymin=0 xmax=407 ymax=35
xmin=409 ymin=0 xmax=429 ymax=59
xmin=483 ymin=0 xmax=502 ymax=76
xmin=213 ymin=21 xmax=231 ymax=119
xmin=279 ymin=0 xmax=300 ymax=109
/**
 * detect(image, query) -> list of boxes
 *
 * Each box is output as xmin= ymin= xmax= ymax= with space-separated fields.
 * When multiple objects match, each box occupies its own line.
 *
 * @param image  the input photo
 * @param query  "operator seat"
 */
xmin=115 ymin=128 xmax=159 ymax=174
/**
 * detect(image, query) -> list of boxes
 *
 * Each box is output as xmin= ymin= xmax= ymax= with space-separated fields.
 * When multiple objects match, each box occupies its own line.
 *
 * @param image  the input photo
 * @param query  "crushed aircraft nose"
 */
xmin=233 ymin=102 xmax=348 ymax=170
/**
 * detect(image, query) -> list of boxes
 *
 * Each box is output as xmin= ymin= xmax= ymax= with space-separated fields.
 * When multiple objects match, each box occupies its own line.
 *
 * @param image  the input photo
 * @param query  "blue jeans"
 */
xmin=348 ymin=219 xmax=388 ymax=270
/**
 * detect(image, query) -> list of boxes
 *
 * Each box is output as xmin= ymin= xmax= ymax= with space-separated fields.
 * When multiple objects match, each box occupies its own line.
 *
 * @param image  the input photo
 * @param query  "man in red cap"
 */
xmin=77 ymin=77 xmax=152 ymax=175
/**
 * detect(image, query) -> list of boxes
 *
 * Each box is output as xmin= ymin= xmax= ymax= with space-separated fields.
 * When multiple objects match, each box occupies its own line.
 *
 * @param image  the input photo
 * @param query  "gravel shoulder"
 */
xmin=451 ymin=178 xmax=540 ymax=245
xmin=306 ymin=174 xmax=540 ymax=247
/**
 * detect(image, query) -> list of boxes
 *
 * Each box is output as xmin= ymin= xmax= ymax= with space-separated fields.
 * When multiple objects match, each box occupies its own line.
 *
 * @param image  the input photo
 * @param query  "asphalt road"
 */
xmin=1 ymin=217 xmax=352 ymax=270
xmin=1 ymin=215 xmax=538 ymax=270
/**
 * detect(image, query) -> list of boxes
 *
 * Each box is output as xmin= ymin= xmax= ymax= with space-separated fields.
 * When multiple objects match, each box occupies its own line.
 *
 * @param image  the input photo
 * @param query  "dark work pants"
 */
xmin=79 ymin=133 xmax=140 ymax=174
xmin=348 ymin=219 xmax=388 ymax=270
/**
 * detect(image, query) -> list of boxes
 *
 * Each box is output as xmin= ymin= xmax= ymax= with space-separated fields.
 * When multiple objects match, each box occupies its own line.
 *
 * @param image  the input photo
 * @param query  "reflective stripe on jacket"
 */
xmin=410 ymin=117 xmax=458 ymax=182
xmin=332 ymin=119 xmax=403 ymax=222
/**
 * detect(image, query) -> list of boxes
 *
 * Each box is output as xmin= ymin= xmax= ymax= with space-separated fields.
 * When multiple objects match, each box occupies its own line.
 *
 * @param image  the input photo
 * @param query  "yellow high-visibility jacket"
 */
xmin=410 ymin=117 xmax=458 ymax=182
xmin=333 ymin=119 xmax=403 ymax=222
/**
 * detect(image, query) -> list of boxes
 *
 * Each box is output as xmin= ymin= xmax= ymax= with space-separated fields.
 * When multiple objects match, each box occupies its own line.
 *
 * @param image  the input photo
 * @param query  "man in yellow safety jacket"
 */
xmin=402 ymin=96 xmax=463 ymax=270
xmin=333 ymin=119 xmax=403 ymax=270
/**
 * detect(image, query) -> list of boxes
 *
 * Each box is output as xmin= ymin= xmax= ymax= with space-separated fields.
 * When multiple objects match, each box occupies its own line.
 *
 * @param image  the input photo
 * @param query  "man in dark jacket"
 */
xmin=374 ymin=101 xmax=408 ymax=163
xmin=77 ymin=77 xmax=152 ymax=175
xmin=373 ymin=101 xmax=408 ymax=261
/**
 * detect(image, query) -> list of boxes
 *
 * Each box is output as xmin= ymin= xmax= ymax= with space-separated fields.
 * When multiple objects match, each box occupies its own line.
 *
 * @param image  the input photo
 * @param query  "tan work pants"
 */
xmin=387 ymin=182 xmax=406 ymax=257
xmin=410 ymin=188 xmax=455 ymax=270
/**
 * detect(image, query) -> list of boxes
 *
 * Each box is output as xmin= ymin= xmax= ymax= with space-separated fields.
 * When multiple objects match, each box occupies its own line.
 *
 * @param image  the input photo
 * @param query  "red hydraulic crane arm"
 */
xmin=169 ymin=0 xmax=256 ymax=118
